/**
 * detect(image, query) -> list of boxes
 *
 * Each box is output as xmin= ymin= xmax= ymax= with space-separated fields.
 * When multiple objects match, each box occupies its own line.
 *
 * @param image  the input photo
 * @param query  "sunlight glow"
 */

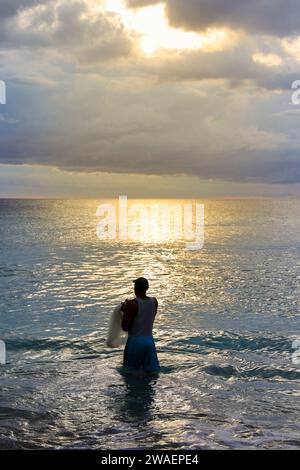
xmin=103 ymin=0 xmax=230 ymax=55
xmin=252 ymin=53 xmax=282 ymax=67
xmin=282 ymin=37 xmax=300 ymax=62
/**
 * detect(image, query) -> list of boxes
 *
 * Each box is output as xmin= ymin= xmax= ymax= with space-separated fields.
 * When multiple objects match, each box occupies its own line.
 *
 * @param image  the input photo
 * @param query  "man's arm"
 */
xmin=121 ymin=299 xmax=138 ymax=332
xmin=154 ymin=297 xmax=158 ymax=316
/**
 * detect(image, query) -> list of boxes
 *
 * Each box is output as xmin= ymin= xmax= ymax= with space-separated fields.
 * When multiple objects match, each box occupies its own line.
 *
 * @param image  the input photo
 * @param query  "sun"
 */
xmin=102 ymin=0 xmax=230 ymax=55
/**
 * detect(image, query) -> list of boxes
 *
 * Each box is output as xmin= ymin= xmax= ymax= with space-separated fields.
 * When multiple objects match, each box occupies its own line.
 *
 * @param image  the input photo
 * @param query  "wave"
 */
xmin=203 ymin=364 xmax=300 ymax=381
xmin=5 ymin=336 xmax=105 ymax=354
xmin=166 ymin=331 xmax=292 ymax=353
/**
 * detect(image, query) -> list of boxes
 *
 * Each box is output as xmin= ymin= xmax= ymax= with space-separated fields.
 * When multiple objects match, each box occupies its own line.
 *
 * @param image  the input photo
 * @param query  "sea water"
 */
xmin=0 ymin=198 xmax=300 ymax=449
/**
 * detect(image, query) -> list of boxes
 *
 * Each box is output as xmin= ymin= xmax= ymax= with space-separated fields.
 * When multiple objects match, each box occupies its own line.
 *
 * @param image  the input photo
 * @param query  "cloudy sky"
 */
xmin=0 ymin=0 xmax=300 ymax=197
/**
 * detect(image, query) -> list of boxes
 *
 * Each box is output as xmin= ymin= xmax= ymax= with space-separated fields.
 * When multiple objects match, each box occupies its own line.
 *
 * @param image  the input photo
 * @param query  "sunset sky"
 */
xmin=1 ymin=0 xmax=300 ymax=197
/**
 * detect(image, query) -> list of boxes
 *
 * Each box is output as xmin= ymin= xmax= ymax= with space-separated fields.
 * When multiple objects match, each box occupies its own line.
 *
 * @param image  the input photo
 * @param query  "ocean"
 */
xmin=0 ymin=198 xmax=300 ymax=449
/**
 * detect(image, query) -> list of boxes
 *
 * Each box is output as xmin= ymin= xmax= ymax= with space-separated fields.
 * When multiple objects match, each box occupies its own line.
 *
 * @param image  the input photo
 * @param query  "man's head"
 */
xmin=133 ymin=277 xmax=149 ymax=296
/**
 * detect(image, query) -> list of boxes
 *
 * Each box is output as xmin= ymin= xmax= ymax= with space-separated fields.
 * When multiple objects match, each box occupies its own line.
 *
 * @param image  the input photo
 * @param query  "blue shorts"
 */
xmin=123 ymin=336 xmax=160 ymax=373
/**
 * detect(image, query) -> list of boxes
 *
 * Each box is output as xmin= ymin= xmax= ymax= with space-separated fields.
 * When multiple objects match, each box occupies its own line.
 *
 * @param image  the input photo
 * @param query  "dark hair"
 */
xmin=133 ymin=277 xmax=149 ymax=292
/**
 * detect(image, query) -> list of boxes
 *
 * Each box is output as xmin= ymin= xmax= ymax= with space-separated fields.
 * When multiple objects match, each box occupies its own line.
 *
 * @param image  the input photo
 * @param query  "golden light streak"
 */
xmin=103 ymin=0 xmax=233 ymax=55
xmin=252 ymin=53 xmax=282 ymax=67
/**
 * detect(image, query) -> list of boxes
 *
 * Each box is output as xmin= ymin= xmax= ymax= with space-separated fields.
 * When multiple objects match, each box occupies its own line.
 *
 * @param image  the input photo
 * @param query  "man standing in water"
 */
xmin=121 ymin=277 xmax=160 ymax=373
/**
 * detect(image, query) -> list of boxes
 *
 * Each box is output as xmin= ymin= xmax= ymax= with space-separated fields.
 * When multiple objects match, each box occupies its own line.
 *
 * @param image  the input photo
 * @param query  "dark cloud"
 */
xmin=2 ymin=132 xmax=300 ymax=184
xmin=0 ymin=0 xmax=49 ymax=19
xmin=0 ymin=0 xmax=134 ymax=61
xmin=134 ymin=40 xmax=295 ymax=91
xmin=1 ymin=70 xmax=298 ymax=185
xmin=144 ymin=48 xmax=269 ymax=84
xmin=128 ymin=0 xmax=300 ymax=37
